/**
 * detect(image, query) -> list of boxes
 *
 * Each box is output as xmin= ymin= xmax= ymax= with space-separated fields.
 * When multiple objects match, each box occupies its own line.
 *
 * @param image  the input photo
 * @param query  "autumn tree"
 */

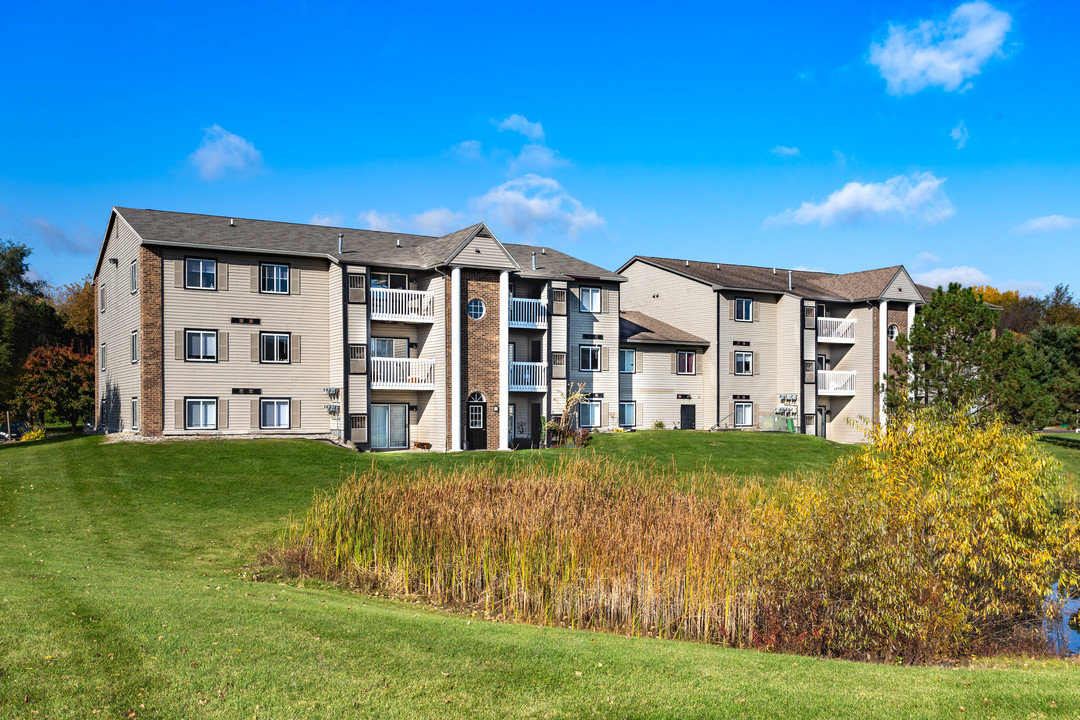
xmin=14 ymin=345 xmax=95 ymax=429
xmin=47 ymin=274 xmax=95 ymax=350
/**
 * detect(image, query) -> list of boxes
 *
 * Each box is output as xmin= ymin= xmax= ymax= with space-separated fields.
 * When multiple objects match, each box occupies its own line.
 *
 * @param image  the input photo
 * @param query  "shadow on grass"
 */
xmin=1038 ymin=433 xmax=1080 ymax=451
xmin=0 ymin=431 xmax=86 ymax=452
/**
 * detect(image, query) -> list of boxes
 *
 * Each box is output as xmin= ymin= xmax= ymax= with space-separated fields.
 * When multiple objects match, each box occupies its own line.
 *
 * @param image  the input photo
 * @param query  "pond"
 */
xmin=1049 ymin=582 xmax=1080 ymax=655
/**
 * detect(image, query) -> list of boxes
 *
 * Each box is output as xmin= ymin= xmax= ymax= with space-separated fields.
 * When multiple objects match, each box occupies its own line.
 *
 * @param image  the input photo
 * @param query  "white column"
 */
xmin=907 ymin=301 xmax=916 ymax=401
xmin=450 ymin=267 xmax=462 ymax=451
xmin=498 ymin=271 xmax=510 ymax=450
xmin=878 ymin=299 xmax=888 ymax=428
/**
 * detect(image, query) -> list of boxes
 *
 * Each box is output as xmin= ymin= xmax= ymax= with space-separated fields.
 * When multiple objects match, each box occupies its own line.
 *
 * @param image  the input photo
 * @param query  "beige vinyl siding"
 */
xmin=161 ymin=252 xmax=332 ymax=435
xmin=619 ymin=344 xmax=705 ymax=429
xmin=881 ymin=268 xmax=925 ymax=303
xmin=718 ymin=291 xmax=778 ymax=428
xmin=549 ymin=280 xmax=569 ymax=412
xmin=327 ymin=265 xmax=345 ymax=439
xmin=345 ymin=266 xmax=369 ymax=420
xmin=454 ymin=234 xmax=518 ymax=270
xmin=567 ymin=281 xmax=620 ymax=428
xmin=414 ymin=273 xmax=446 ymax=451
xmin=619 ymin=260 xmax=718 ymax=427
xmin=801 ymin=299 xmax=818 ymax=420
xmin=95 ymin=215 xmax=144 ymax=432
xmin=824 ymin=304 xmax=875 ymax=444
xmin=775 ymin=295 xmax=802 ymax=403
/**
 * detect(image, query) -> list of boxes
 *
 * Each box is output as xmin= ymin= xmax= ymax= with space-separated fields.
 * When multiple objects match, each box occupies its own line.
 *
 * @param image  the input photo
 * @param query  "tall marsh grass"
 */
xmin=276 ymin=410 xmax=1080 ymax=662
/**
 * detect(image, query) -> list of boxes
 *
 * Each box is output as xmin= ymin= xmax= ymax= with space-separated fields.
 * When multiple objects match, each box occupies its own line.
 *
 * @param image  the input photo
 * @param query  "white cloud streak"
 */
xmin=764 ymin=172 xmax=954 ymax=228
xmin=950 ymin=121 xmax=970 ymax=148
xmin=869 ymin=1 xmax=1012 ymax=96
xmin=508 ymin=144 xmax=570 ymax=175
xmin=450 ymin=140 xmax=483 ymax=161
xmin=310 ymin=212 xmax=345 ymax=227
xmin=914 ymin=251 xmax=941 ymax=267
xmin=771 ymin=146 xmax=801 ymax=157
xmin=496 ymin=114 xmax=545 ymax=142
xmin=26 ymin=216 xmax=97 ymax=254
xmin=473 ymin=174 xmax=603 ymax=238
xmin=914 ymin=266 xmax=990 ymax=287
xmin=1014 ymin=214 xmax=1080 ymax=235
xmin=189 ymin=124 xmax=264 ymax=180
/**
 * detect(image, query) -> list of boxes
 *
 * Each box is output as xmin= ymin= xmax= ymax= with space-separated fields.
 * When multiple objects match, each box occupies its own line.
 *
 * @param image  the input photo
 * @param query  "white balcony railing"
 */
xmin=508 ymin=361 xmax=547 ymax=391
xmin=817 ymin=316 xmax=857 ymax=343
xmin=508 ymin=297 xmax=548 ymax=329
xmin=370 ymin=287 xmax=436 ymax=323
xmin=370 ymin=358 xmax=436 ymax=390
xmin=817 ymin=370 xmax=857 ymax=396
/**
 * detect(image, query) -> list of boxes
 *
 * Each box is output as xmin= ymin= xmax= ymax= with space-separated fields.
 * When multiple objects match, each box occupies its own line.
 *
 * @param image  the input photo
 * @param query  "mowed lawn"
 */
xmin=1 ymin=432 xmax=1078 ymax=719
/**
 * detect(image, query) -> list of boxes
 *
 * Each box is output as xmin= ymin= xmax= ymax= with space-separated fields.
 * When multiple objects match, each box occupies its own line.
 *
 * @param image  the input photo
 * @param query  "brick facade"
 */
xmin=139 ymin=246 xmax=164 ymax=435
xmin=461 ymin=270 xmax=502 ymax=449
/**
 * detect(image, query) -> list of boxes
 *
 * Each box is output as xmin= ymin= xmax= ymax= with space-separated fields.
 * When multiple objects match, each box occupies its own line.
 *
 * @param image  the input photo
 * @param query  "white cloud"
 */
xmin=23 ymin=267 xmax=44 ymax=283
xmin=508 ymin=144 xmax=570 ymax=175
xmin=834 ymin=150 xmax=849 ymax=166
xmin=914 ymin=251 xmax=941 ymax=267
xmin=914 ymin=266 xmax=990 ymax=287
xmin=495 ymin=114 xmax=545 ymax=142
xmin=358 ymin=210 xmax=399 ymax=232
xmin=310 ymin=212 xmax=345 ymax=227
xmin=189 ymin=124 xmax=264 ymax=180
xmin=771 ymin=146 xmax=801 ymax=157
xmin=450 ymin=140 xmax=483 ymax=161
xmin=473 ymin=174 xmax=603 ymax=238
xmin=410 ymin=208 xmax=466 ymax=236
xmin=26 ymin=216 xmax=97 ymax=253
xmin=1005 ymin=279 xmax=1047 ymax=296
xmin=869 ymin=1 xmax=1012 ymax=96
xmin=1014 ymin=214 xmax=1080 ymax=235
xmin=764 ymin=172 xmax=954 ymax=228
xmin=950 ymin=121 xmax=970 ymax=148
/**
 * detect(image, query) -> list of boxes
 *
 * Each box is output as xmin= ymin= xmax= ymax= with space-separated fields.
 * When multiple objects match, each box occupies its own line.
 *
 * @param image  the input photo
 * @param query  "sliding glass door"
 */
xmin=370 ymin=403 xmax=408 ymax=449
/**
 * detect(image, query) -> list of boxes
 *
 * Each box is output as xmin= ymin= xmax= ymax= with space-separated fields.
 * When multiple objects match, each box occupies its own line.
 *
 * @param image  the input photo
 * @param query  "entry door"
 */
xmin=817 ymin=406 xmax=827 ymax=439
xmin=530 ymin=403 xmax=542 ymax=446
xmin=467 ymin=402 xmax=487 ymax=450
xmin=530 ymin=340 xmax=542 ymax=363
xmin=680 ymin=404 xmax=696 ymax=430
xmin=371 ymin=404 xmax=408 ymax=449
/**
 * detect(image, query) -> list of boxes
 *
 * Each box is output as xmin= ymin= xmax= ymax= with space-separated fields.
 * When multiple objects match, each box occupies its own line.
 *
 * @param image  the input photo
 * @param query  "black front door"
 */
xmin=680 ymin=404 xmax=696 ymax=430
xmin=530 ymin=403 xmax=542 ymax=447
xmin=467 ymin=402 xmax=487 ymax=450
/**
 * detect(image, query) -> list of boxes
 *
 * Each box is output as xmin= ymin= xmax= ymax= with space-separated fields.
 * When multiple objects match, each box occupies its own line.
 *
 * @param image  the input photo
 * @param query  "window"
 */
xmin=260 ymin=398 xmax=290 ymax=429
xmin=803 ymin=360 xmax=816 ymax=384
xmin=735 ymin=297 xmax=753 ymax=322
xmin=507 ymin=403 xmax=516 ymax=437
xmin=467 ymin=298 xmax=486 ymax=320
xmin=734 ymin=402 xmax=753 ymax=427
xmin=734 ymin=351 xmax=752 ymax=376
xmin=259 ymin=263 xmax=289 ymax=294
xmin=370 ymin=272 xmax=408 ymax=289
xmin=349 ymin=344 xmax=366 ymax=373
xmin=619 ymin=401 xmax=636 ymax=427
xmin=371 ymin=337 xmax=397 ymax=358
xmin=130 ymin=260 xmax=138 ymax=294
xmin=100 ymin=342 xmax=106 ymax=370
xmin=619 ymin=348 xmax=635 ymax=373
xmin=185 ymin=398 xmax=217 ymax=430
xmin=817 ymin=303 xmax=826 ymax=318
xmin=579 ymin=401 xmax=601 ymax=428
xmin=99 ymin=285 xmax=106 ymax=313
xmin=469 ymin=404 xmax=484 ymax=429
xmin=677 ymin=350 xmax=696 ymax=375
xmin=185 ymin=258 xmax=216 ymax=290
xmin=350 ymin=414 xmax=366 ymax=430
xmin=552 ymin=351 xmax=566 ymax=379
xmin=887 ymin=324 xmax=899 ymax=341
xmin=185 ymin=330 xmax=217 ymax=362
xmin=580 ymin=345 xmax=601 ymax=372
xmin=130 ymin=330 xmax=139 ymax=364
xmin=131 ymin=397 xmax=139 ymax=430
xmin=348 ymin=273 xmax=366 ymax=303
xmin=579 ymin=287 xmax=601 ymax=313
xmin=260 ymin=333 xmax=290 ymax=363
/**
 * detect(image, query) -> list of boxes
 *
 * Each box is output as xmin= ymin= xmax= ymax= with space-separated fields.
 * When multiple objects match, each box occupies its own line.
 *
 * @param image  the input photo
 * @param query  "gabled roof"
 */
xmin=620 ymin=311 xmax=709 ymax=346
xmin=503 ymin=243 xmax=625 ymax=283
xmin=619 ymin=256 xmax=920 ymax=303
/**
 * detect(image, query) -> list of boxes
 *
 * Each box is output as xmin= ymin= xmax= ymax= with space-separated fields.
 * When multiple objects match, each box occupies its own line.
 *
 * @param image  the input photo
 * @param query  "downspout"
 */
xmin=340 ymin=263 xmax=349 ymax=443
xmin=450 ymin=266 xmax=462 ymax=451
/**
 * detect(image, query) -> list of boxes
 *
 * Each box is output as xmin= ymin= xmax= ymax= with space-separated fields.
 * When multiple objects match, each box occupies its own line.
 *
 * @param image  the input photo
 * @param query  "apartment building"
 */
xmin=616 ymin=257 xmax=932 ymax=443
xmin=93 ymin=207 xmax=625 ymax=451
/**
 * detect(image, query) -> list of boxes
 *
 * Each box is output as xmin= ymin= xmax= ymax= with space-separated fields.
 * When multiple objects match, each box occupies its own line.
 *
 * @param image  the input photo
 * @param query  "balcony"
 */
xmin=817 ymin=316 xmax=856 ymax=343
xmin=370 ymin=287 xmax=436 ymax=323
xmin=509 ymin=361 xmax=547 ymax=391
xmin=508 ymin=297 xmax=547 ymax=329
xmin=817 ymin=370 xmax=857 ymax=396
xmin=370 ymin=358 xmax=436 ymax=391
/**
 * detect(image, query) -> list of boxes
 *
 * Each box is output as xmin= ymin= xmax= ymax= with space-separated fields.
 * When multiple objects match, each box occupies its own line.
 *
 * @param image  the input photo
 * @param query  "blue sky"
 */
xmin=2 ymin=1 xmax=1077 ymax=295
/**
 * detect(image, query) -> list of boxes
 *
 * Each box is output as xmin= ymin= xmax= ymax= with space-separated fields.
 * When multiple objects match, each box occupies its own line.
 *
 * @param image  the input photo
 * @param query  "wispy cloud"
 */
xmin=1014 ymin=214 xmax=1080 ymax=235
xmin=770 ymin=146 xmax=801 ymax=158
xmin=473 ymin=174 xmax=603 ymax=238
xmin=495 ymin=114 xmax=545 ymax=142
xmin=188 ymin=124 xmax=264 ymax=180
xmin=950 ymin=121 xmax=970 ymax=148
xmin=764 ymin=172 xmax=954 ymax=228
xmin=508 ymin=144 xmax=570 ymax=175
xmin=310 ymin=212 xmax=345 ymax=227
xmin=869 ymin=1 xmax=1012 ymax=96
xmin=914 ymin=251 xmax=941 ymax=267
xmin=1005 ymin=279 xmax=1046 ymax=296
xmin=450 ymin=140 xmax=484 ymax=161
xmin=357 ymin=210 xmax=400 ymax=233
xmin=26 ymin=216 xmax=97 ymax=254
xmin=410 ymin=208 xmax=466 ymax=236
xmin=914 ymin=266 xmax=990 ymax=287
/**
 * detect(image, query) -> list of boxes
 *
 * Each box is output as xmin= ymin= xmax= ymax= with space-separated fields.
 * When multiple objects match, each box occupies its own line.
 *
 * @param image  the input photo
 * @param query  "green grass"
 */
xmin=1040 ymin=433 xmax=1080 ymax=493
xmin=1 ymin=432 xmax=1078 ymax=718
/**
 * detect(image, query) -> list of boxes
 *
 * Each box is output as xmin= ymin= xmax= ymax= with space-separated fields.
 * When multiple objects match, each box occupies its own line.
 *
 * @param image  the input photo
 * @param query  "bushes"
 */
xmin=277 ymin=409 xmax=1079 ymax=662
xmin=19 ymin=426 xmax=45 ymax=442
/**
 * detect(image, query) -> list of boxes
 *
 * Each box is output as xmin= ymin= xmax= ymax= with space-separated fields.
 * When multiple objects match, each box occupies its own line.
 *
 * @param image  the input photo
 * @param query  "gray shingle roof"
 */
xmin=503 ymin=243 xmax=624 ymax=283
xmin=620 ymin=311 xmax=709 ymax=346
xmin=624 ymin=256 xmax=908 ymax=302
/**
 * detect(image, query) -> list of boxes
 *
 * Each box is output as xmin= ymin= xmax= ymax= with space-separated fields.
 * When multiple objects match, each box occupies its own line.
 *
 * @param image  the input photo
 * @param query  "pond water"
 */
xmin=1049 ymin=582 xmax=1080 ymax=655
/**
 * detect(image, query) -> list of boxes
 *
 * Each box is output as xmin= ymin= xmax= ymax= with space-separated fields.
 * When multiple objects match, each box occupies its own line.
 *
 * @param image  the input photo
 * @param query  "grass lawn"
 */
xmin=1 ymin=432 xmax=1078 ymax=719
xmin=1040 ymin=433 xmax=1080 ymax=496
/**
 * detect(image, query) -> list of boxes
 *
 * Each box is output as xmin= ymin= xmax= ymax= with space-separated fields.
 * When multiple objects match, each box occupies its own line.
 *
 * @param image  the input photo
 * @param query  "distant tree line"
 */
xmin=886 ymin=282 xmax=1080 ymax=429
xmin=0 ymin=239 xmax=95 ymax=430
